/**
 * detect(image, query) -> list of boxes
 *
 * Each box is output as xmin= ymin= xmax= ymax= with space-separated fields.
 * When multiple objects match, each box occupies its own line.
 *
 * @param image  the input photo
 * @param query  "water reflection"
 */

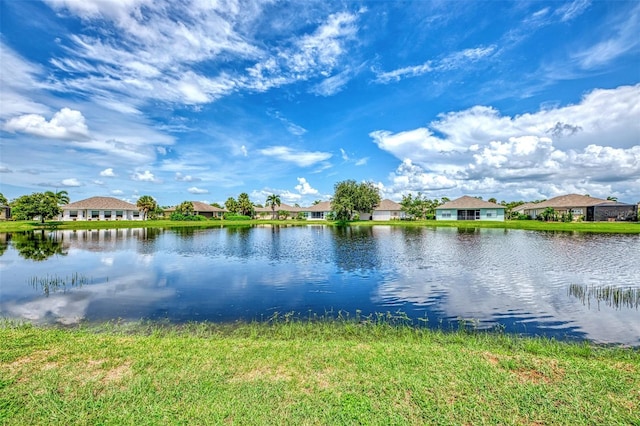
xmin=11 ymin=230 xmax=68 ymax=261
xmin=569 ymin=284 xmax=639 ymax=310
xmin=0 ymin=226 xmax=638 ymax=345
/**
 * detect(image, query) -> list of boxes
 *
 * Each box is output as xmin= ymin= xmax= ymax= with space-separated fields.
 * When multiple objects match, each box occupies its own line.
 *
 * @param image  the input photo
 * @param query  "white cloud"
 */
xmin=240 ymin=145 xmax=248 ymax=157
xmin=572 ymin=3 xmax=640 ymax=70
xmin=295 ymin=177 xmax=319 ymax=195
xmin=0 ymin=41 xmax=49 ymax=118
xmin=354 ymin=157 xmax=369 ymax=166
xmin=100 ymin=168 xmax=116 ymax=177
xmin=0 ymin=166 xmax=13 ymax=173
xmin=111 ymin=189 xmax=124 ymax=195
xmin=340 ymin=148 xmax=349 ymax=161
xmin=3 ymin=108 xmax=90 ymax=141
xmin=131 ymin=170 xmax=158 ymax=182
xmin=61 ymin=178 xmax=82 ymax=187
xmin=373 ymin=84 xmax=640 ymax=200
xmin=188 ymin=187 xmax=209 ymax=194
xmin=374 ymin=45 xmax=495 ymax=84
xmin=175 ymin=172 xmax=201 ymax=182
xmin=259 ymin=146 xmax=332 ymax=167
xmin=42 ymin=2 xmax=362 ymax=113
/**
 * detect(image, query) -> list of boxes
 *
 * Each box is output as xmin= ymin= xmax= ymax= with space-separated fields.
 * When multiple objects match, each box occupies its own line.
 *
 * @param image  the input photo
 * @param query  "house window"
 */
xmin=486 ymin=210 xmax=496 ymax=218
xmin=69 ymin=210 xmax=78 ymax=218
xmin=104 ymin=210 xmax=112 ymax=219
xmin=311 ymin=212 xmax=324 ymax=219
xmin=116 ymin=210 xmax=123 ymax=219
xmin=133 ymin=211 xmax=140 ymax=218
xmin=571 ymin=208 xmax=583 ymax=215
xmin=441 ymin=210 xmax=452 ymax=218
xmin=91 ymin=210 xmax=100 ymax=219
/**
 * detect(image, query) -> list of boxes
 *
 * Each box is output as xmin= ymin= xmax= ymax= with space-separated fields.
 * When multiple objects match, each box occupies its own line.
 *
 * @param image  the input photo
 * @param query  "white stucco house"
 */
xmin=60 ymin=196 xmax=143 ymax=221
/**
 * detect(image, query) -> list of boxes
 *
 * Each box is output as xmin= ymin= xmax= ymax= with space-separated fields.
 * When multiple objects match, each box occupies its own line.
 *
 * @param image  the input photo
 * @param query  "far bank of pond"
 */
xmin=1 ymin=218 xmax=639 ymax=233
xmin=1 ymin=225 xmax=638 ymax=346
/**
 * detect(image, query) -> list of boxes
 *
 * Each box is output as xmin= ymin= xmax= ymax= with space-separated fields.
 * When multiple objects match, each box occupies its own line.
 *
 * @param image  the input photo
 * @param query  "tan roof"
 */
xmin=191 ymin=201 xmax=226 ymax=212
xmin=254 ymin=202 xmax=301 ymax=213
xmin=526 ymin=194 xmax=609 ymax=209
xmin=304 ymin=201 xmax=332 ymax=212
xmin=512 ymin=202 xmax=538 ymax=213
xmin=374 ymin=199 xmax=402 ymax=211
xmin=62 ymin=196 xmax=138 ymax=210
xmin=436 ymin=196 xmax=504 ymax=210
xmin=165 ymin=201 xmax=226 ymax=213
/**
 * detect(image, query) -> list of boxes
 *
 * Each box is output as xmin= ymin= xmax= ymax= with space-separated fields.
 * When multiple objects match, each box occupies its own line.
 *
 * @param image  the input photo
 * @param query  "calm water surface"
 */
xmin=1 ymin=226 xmax=638 ymax=345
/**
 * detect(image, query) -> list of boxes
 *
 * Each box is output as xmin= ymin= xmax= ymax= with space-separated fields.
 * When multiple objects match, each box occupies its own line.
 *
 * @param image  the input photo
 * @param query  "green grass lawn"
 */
xmin=1 ymin=218 xmax=639 ymax=233
xmin=1 ymin=322 xmax=638 ymax=425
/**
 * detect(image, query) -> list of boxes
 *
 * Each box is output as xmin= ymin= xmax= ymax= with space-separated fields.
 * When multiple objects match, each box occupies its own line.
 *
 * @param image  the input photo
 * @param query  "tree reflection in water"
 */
xmin=11 ymin=230 xmax=67 ymax=261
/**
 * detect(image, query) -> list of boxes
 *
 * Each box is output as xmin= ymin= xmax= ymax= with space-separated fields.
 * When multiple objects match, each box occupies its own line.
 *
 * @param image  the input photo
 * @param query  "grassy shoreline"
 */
xmin=1 ymin=321 xmax=638 ymax=425
xmin=1 ymin=218 xmax=639 ymax=233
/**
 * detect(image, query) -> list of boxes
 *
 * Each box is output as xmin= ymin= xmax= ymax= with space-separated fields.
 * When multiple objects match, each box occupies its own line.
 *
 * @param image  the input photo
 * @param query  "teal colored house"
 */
xmin=435 ymin=196 xmax=505 ymax=221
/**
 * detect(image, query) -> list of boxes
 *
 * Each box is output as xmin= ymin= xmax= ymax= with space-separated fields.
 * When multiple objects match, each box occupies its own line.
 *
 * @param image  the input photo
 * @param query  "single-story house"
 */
xmin=304 ymin=201 xmax=333 ymax=220
xmin=164 ymin=201 xmax=226 ymax=219
xmin=366 ymin=199 xmax=405 ymax=221
xmin=61 ymin=196 xmax=142 ymax=221
xmin=254 ymin=202 xmax=302 ymax=219
xmin=514 ymin=194 xmax=637 ymax=221
xmin=435 ymin=196 xmax=505 ymax=221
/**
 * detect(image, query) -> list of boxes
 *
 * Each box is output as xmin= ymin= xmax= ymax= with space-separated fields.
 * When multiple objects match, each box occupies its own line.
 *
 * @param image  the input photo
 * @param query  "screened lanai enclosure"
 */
xmin=587 ymin=203 xmax=638 ymax=222
xmin=457 ymin=210 xmax=480 ymax=220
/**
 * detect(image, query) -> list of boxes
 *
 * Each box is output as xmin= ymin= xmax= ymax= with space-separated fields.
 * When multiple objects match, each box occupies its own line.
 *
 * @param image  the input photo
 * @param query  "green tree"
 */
xmin=136 ymin=195 xmax=158 ymax=220
xmin=607 ymin=196 xmax=618 ymax=202
xmin=400 ymin=192 xmax=439 ymax=220
xmin=10 ymin=192 xmax=61 ymax=223
xmin=0 ymin=193 xmax=8 ymax=206
xmin=224 ymin=197 xmax=238 ymax=214
xmin=331 ymin=180 xmax=381 ymax=221
xmin=175 ymin=201 xmax=194 ymax=215
xmin=45 ymin=190 xmax=70 ymax=205
xmin=488 ymin=197 xmax=497 ymax=204
xmin=211 ymin=202 xmax=223 ymax=209
xmin=237 ymin=193 xmax=254 ymax=217
xmin=265 ymin=194 xmax=281 ymax=219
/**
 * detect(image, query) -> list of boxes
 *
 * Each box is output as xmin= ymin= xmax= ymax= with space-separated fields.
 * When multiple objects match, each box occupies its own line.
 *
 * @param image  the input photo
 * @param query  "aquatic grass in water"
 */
xmin=28 ymin=273 xmax=92 ymax=296
xmin=569 ymin=284 xmax=640 ymax=310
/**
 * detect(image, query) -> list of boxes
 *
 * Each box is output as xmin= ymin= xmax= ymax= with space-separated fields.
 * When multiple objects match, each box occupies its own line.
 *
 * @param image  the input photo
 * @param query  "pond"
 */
xmin=0 ymin=226 xmax=639 ymax=346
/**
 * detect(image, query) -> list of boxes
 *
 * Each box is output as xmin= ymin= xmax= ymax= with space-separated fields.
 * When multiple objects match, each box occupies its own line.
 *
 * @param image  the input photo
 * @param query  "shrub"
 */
xmin=170 ymin=213 xmax=206 ymax=221
xmin=224 ymin=213 xmax=251 ymax=220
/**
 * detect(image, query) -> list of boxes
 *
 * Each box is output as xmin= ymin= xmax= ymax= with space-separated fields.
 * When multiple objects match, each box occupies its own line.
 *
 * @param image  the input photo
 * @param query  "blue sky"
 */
xmin=1 ymin=0 xmax=639 ymax=207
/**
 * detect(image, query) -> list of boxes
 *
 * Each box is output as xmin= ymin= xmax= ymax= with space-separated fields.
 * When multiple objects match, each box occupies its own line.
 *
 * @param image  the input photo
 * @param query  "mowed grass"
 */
xmin=1 ymin=322 xmax=638 ymax=425
xmin=1 ymin=218 xmax=639 ymax=233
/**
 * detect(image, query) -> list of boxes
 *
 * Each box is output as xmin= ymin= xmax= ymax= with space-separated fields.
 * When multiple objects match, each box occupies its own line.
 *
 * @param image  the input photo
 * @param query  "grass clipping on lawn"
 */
xmin=1 ymin=321 xmax=639 ymax=425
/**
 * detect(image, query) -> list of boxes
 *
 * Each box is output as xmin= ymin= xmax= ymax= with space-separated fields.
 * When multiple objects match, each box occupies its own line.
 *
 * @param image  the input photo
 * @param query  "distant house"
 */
xmin=304 ymin=201 xmax=333 ymax=220
xmin=254 ymin=202 xmax=302 ymax=219
xmin=165 ymin=201 xmax=226 ymax=219
xmin=435 ymin=196 xmax=505 ymax=221
xmin=61 ymin=197 xmax=142 ymax=221
xmin=369 ymin=199 xmax=405 ymax=221
xmin=515 ymin=194 xmax=637 ymax=222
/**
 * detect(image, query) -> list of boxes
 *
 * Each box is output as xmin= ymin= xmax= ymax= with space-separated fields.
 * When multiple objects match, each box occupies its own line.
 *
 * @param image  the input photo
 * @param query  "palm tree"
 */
xmin=607 ymin=196 xmax=618 ymax=202
xmin=136 ymin=195 xmax=157 ymax=220
xmin=265 ymin=194 xmax=281 ymax=219
xmin=45 ymin=190 xmax=70 ymax=205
